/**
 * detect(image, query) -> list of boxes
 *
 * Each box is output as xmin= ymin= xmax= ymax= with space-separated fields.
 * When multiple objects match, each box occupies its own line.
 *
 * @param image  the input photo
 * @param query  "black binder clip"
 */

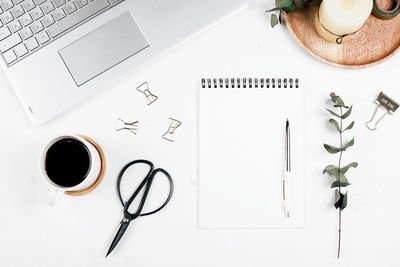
xmin=366 ymin=92 xmax=399 ymax=130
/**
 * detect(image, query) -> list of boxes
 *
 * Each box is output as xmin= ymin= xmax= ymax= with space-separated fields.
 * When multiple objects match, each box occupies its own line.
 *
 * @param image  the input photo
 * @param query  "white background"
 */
xmin=1 ymin=0 xmax=400 ymax=266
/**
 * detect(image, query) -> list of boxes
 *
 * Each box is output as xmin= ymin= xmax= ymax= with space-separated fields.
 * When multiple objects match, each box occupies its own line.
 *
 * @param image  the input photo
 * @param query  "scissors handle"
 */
xmin=117 ymin=160 xmax=174 ymax=220
xmin=140 ymin=168 xmax=173 ymax=216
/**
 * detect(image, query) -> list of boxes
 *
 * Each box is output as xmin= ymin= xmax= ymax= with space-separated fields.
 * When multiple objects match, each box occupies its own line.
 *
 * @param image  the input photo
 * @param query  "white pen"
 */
xmin=283 ymin=119 xmax=291 ymax=217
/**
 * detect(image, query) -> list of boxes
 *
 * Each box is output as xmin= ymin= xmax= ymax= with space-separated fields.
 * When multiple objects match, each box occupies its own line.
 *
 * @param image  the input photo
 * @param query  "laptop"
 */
xmin=0 ymin=0 xmax=247 ymax=125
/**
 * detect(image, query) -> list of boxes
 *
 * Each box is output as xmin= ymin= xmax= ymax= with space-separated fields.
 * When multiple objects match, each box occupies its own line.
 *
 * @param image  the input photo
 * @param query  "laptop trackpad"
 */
xmin=59 ymin=12 xmax=149 ymax=86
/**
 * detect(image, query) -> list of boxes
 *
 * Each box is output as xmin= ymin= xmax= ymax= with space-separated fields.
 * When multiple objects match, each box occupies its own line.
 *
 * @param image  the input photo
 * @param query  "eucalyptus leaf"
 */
xmin=326 ymin=108 xmax=341 ymax=118
xmin=342 ymin=105 xmax=353 ymax=119
xmin=336 ymin=172 xmax=349 ymax=184
xmin=271 ymin=14 xmax=279 ymax=27
xmin=275 ymin=0 xmax=293 ymax=8
xmin=340 ymin=162 xmax=358 ymax=174
xmin=335 ymin=189 xmax=340 ymax=203
xmin=343 ymin=138 xmax=355 ymax=150
xmin=331 ymin=181 xmax=351 ymax=188
xmin=331 ymin=95 xmax=346 ymax=107
xmin=334 ymin=192 xmax=348 ymax=210
xmin=329 ymin=119 xmax=340 ymax=132
xmin=324 ymin=144 xmax=341 ymax=154
xmin=334 ymin=198 xmax=340 ymax=209
xmin=334 ymin=104 xmax=349 ymax=108
xmin=323 ymin=165 xmax=338 ymax=175
xmin=342 ymin=121 xmax=354 ymax=132
xmin=341 ymin=193 xmax=348 ymax=210
xmin=283 ymin=2 xmax=295 ymax=13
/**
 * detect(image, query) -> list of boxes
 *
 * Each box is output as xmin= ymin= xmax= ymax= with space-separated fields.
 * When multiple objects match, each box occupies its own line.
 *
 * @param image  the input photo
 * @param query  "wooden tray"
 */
xmin=283 ymin=0 xmax=400 ymax=68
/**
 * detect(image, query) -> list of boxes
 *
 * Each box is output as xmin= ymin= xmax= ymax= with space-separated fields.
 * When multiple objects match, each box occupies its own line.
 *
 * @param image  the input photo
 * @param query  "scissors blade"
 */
xmin=106 ymin=220 xmax=130 ymax=257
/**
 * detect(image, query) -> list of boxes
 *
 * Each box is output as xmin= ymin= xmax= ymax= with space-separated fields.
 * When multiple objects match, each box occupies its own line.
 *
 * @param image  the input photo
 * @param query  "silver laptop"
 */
xmin=0 ymin=0 xmax=247 ymax=125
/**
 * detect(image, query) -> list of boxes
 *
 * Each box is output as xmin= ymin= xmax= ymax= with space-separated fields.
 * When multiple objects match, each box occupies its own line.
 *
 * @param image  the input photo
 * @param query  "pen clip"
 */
xmin=285 ymin=119 xmax=291 ymax=172
xmin=283 ymin=119 xmax=291 ymax=218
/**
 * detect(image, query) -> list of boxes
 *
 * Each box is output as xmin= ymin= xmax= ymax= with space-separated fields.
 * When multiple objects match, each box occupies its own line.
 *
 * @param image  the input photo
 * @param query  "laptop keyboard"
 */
xmin=0 ymin=0 xmax=123 ymax=66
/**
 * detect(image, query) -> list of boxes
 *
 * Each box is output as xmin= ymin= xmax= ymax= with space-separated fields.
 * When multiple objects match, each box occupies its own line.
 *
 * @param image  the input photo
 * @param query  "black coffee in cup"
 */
xmin=45 ymin=138 xmax=91 ymax=187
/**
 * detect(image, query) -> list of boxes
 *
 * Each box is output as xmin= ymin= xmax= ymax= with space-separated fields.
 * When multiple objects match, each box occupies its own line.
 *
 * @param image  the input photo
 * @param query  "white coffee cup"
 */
xmin=39 ymin=135 xmax=102 ymax=206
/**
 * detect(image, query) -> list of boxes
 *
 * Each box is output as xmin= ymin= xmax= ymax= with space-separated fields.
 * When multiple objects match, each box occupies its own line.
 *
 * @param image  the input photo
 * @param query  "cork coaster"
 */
xmin=64 ymin=135 xmax=106 ymax=196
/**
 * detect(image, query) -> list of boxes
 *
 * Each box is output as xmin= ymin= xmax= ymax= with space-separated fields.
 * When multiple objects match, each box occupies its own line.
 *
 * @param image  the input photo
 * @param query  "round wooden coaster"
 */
xmin=64 ymin=135 xmax=106 ymax=196
xmin=283 ymin=0 xmax=400 ymax=68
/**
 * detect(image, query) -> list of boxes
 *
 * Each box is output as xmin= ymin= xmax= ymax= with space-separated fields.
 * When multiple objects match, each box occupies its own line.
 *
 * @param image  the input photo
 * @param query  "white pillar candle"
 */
xmin=316 ymin=0 xmax=373 ymax=43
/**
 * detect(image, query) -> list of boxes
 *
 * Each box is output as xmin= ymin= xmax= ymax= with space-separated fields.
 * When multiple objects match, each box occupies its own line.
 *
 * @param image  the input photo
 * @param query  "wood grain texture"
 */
xmin=283 ymin=0 xmax=400 ymax=68
xmin=64 ymin=135 xmax=106 ymax=196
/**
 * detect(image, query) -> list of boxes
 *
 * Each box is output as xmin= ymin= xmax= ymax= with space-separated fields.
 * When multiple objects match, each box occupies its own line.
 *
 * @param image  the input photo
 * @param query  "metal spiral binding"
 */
xmin=201 ymin=78 xmax=299 ymax=89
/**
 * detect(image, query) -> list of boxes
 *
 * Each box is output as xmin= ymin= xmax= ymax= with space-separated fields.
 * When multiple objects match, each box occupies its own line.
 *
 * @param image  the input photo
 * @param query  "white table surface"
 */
xmin=1 ymin=0 xmax=400 ymax=266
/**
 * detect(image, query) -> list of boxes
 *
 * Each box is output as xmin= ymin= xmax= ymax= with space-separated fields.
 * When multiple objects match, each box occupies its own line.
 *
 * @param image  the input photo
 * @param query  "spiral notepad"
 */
xmin=198 ymin=77 xmax=304 ymax=229
xmin=201 ymin=77 xmax=299 ymax=89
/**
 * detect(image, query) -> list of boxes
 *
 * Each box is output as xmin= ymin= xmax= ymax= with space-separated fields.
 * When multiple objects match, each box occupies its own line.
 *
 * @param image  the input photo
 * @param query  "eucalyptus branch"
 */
xmin=265 ymin=0 xmax=315 ymax=27
xmin=323 ymin=92 xmax=358 ymax=259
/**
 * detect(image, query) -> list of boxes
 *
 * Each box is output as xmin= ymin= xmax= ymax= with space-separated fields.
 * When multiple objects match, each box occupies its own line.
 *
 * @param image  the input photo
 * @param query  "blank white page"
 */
xmin=198 ymin=85 xmax=304 ymax=229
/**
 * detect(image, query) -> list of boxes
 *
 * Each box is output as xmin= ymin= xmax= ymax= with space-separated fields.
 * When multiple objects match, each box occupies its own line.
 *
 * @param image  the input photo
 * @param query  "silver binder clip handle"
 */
xmin=162 ymin=118 xmax=182 ymax=142
xmin=137 ymin=82 xmax=158 ymax=105
xmin=116 ymin=118 xmax=139 ymax=135
xmin=365 ymin=105 xmax=387 ymax=131
xmin=143 ymin=89 xmax=158 ymax=105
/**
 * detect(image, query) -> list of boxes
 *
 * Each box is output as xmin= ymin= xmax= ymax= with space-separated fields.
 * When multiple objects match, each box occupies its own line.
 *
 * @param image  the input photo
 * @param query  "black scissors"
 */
xmin=106 ymin=159 xmax=174 ymax=257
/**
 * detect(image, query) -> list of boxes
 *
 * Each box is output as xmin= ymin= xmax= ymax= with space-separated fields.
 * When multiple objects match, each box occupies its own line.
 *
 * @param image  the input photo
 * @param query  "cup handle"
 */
xmin=48 ymin=188 xmax=63 ymax=206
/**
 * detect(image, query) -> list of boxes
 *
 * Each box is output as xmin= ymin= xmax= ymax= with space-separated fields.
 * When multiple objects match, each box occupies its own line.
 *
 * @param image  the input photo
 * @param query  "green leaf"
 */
xmin=323 ymin=165 xmax=338 ymax=175
xmin=331 ymin=95 xmax=346 ymax=107
xmin=331 ymin=181 xmax=351 ymax=188
xmin=326 ymin=108 xmax=341 ymax=118
xmin=340 ymin=162 xmax=358 ymax=174
xmin=334 ymin=192 xmax=348 ymax=210
xmin=341 ymin=193 xmax=348 ymax=210
xmin=325 ymin=162 xmax=358 ymax=175
xmin=271 ymin=14 xmax=279 ymax=27
xmin=275 ymin=0 xmax=293 ymax=8
xmin=329 ymin=119 xmax=340 ymax=132
xmin=266 ymin=7 xmax=281 ymax=12
xmin=282 ymin=2 xmax=295 ymax=13
xmin=343 ymin=138 xmax=355 ymax=150
xmin=336 ymin=172 xmax=349 ymax=183
xmin=342 ymin=105 xmax=353 ymax=119
xmin=324 ymin=144 xmax=341 ymax=154
xmin=342 ymin=121 xmax=354 ymax=132
xmin=335 ymin=189 xmax=340 ymax=203
xmin=324 ymin=139 xmax=354 ymax=154
xmin=334 ymin=105 xmax=349 ymax=109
